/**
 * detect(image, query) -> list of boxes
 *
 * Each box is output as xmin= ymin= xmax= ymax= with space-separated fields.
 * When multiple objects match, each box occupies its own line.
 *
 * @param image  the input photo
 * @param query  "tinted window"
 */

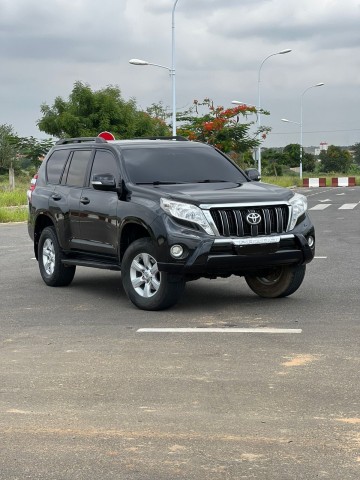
xmin=90 ymin=150 xmax=119 ymax=186
xmin=46 ymin=150 xmax=70 ymax=184
xmin=121 ymin=146 xmax=248 ymax=184
xmin=65 ymin=150 xmax=92 ymax=187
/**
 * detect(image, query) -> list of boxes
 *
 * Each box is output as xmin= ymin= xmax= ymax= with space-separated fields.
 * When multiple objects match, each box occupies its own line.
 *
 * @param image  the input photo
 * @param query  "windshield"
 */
xmin=120 ymin=145 xmax=248 ymax=184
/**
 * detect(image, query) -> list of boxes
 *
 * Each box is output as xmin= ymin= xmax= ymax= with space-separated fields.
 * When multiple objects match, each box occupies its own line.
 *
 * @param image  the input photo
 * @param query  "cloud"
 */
xmin=0 ymin=0 xmax=359 ymax=147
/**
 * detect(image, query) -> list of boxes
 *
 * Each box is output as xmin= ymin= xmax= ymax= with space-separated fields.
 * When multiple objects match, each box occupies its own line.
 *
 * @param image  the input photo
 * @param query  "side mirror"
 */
xmin=91 ymin=173 xmax=117 ymax=191
xmin=245 ymin=168 xmax=261 ymax=182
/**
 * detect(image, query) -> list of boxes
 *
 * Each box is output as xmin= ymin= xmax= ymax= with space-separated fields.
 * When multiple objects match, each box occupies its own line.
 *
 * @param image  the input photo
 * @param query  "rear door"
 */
xmin=53 ymin=149 xmax=93 ymax=250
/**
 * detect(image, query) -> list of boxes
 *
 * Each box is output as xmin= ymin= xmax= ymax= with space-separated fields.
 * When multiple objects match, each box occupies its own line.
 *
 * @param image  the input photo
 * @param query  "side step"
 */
xmin=62 ymin=258 xmax=121 ymax=271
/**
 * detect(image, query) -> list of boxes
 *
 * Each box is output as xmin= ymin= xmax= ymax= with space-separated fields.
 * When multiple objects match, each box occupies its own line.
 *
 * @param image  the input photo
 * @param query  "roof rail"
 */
xmin=56 ymin=137 xmax=107 ymax=145
xmin=131 ymin=135 xmax=188 ymax=141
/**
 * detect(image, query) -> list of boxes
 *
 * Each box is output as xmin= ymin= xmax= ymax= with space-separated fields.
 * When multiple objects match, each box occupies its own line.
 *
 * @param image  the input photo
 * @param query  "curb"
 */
xmin=303 ymin=177 xmax=357 ymax=187
xmin=331 ymin=177 xmax=356 ymax=187
xmin=303 ymin=178 xmax=326 ymax=187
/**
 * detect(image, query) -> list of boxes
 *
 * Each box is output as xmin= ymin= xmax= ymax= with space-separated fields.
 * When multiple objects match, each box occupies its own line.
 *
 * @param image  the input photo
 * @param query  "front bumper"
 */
xmin=157 ymin=223 xmax=315 ymax=277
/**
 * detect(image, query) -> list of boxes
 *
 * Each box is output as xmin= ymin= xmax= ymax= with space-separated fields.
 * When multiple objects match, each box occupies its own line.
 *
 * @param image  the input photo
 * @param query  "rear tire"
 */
xmin=38 ymin=226 xmax=76 ymax=287
xmin=245 ymin=265 xmax=306 ymax=298
xmin=121 ymin=238 xmax=185 ymax=311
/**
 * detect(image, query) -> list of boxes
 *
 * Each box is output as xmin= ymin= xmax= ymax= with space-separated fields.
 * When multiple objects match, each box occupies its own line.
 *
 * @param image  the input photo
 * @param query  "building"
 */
xmin=314 ymin=142 xmax=328 ymax=156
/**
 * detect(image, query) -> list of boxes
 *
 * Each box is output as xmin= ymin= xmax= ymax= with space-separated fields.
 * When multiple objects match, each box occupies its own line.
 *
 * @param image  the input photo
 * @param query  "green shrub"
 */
xmin=0 ymin=206 xmax=28 ymax=223
xmin=261 ymin=176 xmax=302 ymax=187
xmin=0 ymin=189 xmax=27 ymax=207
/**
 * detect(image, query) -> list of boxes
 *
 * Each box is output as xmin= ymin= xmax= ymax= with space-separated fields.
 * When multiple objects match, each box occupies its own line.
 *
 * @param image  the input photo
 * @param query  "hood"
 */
xmin=132 ymin=181 xmax=294 ymax=205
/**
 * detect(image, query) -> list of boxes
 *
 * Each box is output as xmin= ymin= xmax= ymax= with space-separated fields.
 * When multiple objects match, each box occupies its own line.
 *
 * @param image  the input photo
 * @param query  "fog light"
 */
xmin=170 ymin=244 xmax=184 ymax=258
xmin=307 ymin=236 xmax=314 ymax=247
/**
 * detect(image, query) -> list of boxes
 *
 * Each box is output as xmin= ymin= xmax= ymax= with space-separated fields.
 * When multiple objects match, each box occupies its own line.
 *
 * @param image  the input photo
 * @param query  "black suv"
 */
xmin=28 ymin=136 xmax=315 ymax=310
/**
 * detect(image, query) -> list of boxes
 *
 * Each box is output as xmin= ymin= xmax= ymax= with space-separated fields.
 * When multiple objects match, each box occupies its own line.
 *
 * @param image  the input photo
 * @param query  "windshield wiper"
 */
xmin=195 ymin=179 xmax=229 ymax=183
xmin=136 ymin=181 xmax=188 ymax=185
xmin=195 ymin=179 xmax=244 ymax=186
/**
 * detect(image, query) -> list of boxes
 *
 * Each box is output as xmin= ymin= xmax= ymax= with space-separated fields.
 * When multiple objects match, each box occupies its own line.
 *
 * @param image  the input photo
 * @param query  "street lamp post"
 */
xmin=281 ymin=117 xmax=301 ymax=175
xmin=232 ymin=100 xmax=259 ymax=163
xmin=257 ymin=49 xmax=292 ymax=175
xmin=171 ymin=0 xmax=179 ymax=136
xmin=129 ymin=0 xmax=179 ymax=137
xmin=282 ymin=82 xmax=324 ymax=179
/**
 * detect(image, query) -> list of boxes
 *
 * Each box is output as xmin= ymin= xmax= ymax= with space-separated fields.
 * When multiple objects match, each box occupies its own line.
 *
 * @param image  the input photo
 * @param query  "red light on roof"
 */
xmin=98 ymin=131 xmax=115 ymax=141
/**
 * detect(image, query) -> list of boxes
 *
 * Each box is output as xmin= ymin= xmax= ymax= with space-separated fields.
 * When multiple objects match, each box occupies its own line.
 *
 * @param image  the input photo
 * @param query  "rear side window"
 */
xmin=46 ymin=150 xmax=70 ymax=184
xmin=65 ymin=150 xmax=92 ymax=187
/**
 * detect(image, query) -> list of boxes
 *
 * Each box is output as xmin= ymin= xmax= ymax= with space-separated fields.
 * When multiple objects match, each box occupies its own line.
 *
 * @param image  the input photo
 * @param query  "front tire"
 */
xmin=245 ymin=265 xmax=306 ymax=298
xmin=38 ymin=226 xmax=76 ymax=287
xmin=121 ymin=238 xmax=185 ymax=311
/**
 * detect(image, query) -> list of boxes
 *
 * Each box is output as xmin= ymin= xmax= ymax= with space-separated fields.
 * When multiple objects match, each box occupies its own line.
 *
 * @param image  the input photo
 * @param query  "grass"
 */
xmin=261 ymin=175 xmax=301 ymax=187
xmin=262 ymin=174 xmax=360 ymax=188
xmin=0 ymin=178 xmax=29 ymax=222
xmin=0 ymin=189 xmax=28 ymax=207
xmin=0 ymin=206 xmax=28 ymax=223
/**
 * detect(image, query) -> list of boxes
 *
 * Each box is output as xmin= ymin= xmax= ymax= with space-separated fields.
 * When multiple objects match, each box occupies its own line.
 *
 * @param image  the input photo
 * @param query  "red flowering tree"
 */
xmin=177 ymin=98 xmax=270 ymax=155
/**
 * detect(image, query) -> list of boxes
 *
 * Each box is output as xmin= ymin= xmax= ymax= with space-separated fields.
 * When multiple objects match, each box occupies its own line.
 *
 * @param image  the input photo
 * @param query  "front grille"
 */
xmin=209 ymin=206 xmax=289 ymax=237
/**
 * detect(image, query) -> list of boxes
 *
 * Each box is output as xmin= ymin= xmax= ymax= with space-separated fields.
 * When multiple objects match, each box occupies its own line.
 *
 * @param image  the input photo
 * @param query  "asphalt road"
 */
xmin=0 ymin=186 xmax=359 ymax=479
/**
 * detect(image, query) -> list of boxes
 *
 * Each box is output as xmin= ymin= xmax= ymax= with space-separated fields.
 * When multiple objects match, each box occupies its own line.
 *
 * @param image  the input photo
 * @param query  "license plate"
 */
xmin=232 ymin=236 xmax=280 ymax=246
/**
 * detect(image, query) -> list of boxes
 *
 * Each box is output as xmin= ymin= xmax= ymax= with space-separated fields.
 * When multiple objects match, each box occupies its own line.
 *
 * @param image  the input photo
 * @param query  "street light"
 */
xmin=129 ymin=59 xmax=169 ymax=70
xmin=257 ymin=48 xmax=292 ymax=174
xmin=129 ymin=0 xmax=179 ymax=137
xmin=231 ymin=100 xmax=257 ymax=108
xmin=282 ymin=82 xmax=324 ymax=179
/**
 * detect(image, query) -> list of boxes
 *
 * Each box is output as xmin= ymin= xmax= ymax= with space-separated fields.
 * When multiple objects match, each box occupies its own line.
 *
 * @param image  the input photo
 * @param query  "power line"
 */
xmin=270 ymin=128 xmax=360 ymax=136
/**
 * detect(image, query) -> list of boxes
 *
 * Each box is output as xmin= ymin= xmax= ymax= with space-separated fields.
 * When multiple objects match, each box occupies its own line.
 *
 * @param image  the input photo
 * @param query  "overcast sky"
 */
xmin=1 ymin=0 xmax=360 ymax=148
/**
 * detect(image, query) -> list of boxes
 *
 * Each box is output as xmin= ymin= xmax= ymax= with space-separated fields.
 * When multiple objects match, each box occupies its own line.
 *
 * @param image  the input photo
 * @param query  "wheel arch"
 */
xmin=119 ymin=220 xmax=153 ymax=261
xmin=33 ymin=214 xmax=56 ymax=260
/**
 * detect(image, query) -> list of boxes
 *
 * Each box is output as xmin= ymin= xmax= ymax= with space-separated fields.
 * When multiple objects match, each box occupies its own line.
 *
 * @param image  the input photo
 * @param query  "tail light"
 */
xmin=27 ymin=173 xmax=38 ymax=203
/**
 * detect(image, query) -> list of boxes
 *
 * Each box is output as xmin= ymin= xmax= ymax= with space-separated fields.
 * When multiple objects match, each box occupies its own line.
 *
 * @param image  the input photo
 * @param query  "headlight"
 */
xmin=289 ymin=193 xmax=308 ymax=230
xmin=160 ymin=198 xmax=215 ymax=235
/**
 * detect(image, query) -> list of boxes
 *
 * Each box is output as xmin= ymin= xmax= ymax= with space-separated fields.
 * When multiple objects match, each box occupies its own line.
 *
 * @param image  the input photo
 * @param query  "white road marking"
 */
xmin=319 ymin=199 xmax=331 ymax=202
xmin=309 ymin=204 xmax=331 ymax=210
xmin=137 ymin=328 xmax=302 ymax=334
xmin=338 ymin=204 xmax=358 ymax=209
xmin=315 ymin=256 xmax=327 ymax=259
xmin=305 ymin=188 xmax=333 ymax=197
xmin=0 ymin=244 xmax=32 ymax=248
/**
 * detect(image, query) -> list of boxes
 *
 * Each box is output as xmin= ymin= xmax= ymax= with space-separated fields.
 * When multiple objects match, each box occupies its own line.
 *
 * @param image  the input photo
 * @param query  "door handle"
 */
xmin=51 ymin=194 xmax=62 ymax=201
xmin=80 ymin=197 xmax=90 ymax=205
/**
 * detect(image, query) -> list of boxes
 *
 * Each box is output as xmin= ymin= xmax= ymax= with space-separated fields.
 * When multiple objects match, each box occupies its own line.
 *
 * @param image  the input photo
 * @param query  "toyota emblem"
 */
xmin=246 ymin=212 xmax=261 ymax=225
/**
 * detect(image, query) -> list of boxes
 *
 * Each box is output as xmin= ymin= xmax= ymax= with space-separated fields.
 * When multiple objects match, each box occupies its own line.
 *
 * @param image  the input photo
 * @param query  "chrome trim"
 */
xmin=214 ymin=234 xmax=294 ymax=246
xmin=200 ymin=201 xmax=291 ymax=209
xmin=202 ymin=204 xmax=293 ymax=234
xmin=246 ymin=212 xmax=262 ymax=225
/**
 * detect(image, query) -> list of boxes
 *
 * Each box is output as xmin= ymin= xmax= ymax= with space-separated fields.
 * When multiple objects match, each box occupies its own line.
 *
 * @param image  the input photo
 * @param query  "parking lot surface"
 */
xmin=0 ymin=187 xmax=359 ymax=479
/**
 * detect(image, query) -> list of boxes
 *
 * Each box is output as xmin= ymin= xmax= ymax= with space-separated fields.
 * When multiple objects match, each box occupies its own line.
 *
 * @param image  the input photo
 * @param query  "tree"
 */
xmin=283 ymin=143 xmax=301 ymax=168
xmin=282 ymin=143 xmax=315 ymax=173
xmin=261 ymin=148 xmax=286 ymax=176
xmin=146 ymin=101 xmax=170 ymax=123
xmin=177 ymin=98 xmax=270 ymax=155
xmin=351 ymin=142 xmax=360 ymax=166
xmin=302 ymin=152 xmax=316 ymax=172
xmin=37 ymin=81 xmax=171 ymax=139
xmin=319 ymin=145 xmax=353 ymax=173
xmin=0 ymin=124 xmax=19 ymax=189
xmin=17 ymin=137 xmax=55 ymax=170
